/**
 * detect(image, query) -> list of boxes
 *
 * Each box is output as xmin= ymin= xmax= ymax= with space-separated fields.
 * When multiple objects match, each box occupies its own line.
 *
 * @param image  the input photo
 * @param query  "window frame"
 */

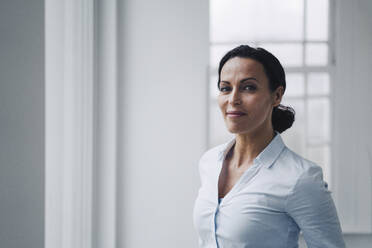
xmin=208 ymin=0 xmax=334 ymax=185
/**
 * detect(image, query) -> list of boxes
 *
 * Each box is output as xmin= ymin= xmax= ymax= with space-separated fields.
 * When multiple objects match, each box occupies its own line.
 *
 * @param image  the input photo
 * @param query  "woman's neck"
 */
xmin=231 ymin=128 xmax=276 ymax=169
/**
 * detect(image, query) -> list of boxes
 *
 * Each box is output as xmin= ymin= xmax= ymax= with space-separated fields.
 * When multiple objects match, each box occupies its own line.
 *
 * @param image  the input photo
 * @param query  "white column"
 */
xmin=45 ymin=0 xmax=94 ymax=247
xmin=92 ymin=0 xmax=118 ymax=248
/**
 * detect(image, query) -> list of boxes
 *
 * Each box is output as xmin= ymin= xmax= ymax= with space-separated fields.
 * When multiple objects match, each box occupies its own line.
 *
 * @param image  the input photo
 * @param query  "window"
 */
xmin=208 ymin=0 xmax=332 ymax=185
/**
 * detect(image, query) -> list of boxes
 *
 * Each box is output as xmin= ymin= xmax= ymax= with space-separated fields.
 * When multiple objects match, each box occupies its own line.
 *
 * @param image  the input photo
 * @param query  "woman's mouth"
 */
xmin=226 ymin=111 xmax=246 ymax=118
xmin=227 ymin=113 xmax=245 ymax=118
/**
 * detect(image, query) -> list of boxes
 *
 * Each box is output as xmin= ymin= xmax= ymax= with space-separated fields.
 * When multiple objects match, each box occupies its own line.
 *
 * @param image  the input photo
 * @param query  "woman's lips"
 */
xmin=227 ymin=113 xmax=246 ymax=118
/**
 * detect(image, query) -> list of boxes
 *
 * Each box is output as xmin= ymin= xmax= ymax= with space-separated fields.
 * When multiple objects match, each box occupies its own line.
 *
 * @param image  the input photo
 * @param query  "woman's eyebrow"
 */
xmin=241 ymin=77 xmax=259 ymax=83
xmin=220 ymin=77 xmax=259 ymax=84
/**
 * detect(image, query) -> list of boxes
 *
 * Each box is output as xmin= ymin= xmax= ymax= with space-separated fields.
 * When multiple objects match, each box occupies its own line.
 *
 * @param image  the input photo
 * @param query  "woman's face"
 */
xmin=217 ymin=57 xmax=283 ymax=134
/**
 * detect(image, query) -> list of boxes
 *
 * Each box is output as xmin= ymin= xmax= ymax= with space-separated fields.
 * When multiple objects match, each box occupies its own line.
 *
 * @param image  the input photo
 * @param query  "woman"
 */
xmin=193 ymin=45 xmax=345 ymax=248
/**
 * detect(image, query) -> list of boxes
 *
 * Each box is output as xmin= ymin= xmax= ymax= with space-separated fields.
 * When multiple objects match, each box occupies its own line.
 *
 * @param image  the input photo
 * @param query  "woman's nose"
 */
xmin=228 ymin=88 xmax=242 ymax=105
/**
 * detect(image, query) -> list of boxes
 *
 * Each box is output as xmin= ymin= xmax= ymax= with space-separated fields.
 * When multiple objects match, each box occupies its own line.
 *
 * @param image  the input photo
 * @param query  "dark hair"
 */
xmin=217 ymin=45 xmax=295 ymax=133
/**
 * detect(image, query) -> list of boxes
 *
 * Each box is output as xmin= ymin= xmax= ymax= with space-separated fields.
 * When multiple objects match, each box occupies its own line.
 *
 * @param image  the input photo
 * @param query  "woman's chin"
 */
xmin=227 ymin=125 xmax=247 ymax=134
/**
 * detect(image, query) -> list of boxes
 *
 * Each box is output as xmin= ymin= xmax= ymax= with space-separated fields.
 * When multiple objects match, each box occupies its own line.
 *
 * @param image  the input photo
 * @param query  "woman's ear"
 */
xmin=272 ymin=86 xmax=284 ymax=107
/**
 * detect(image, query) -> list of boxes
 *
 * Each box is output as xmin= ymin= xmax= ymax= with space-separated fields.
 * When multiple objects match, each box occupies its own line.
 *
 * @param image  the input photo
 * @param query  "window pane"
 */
xmin=285 ymin=73 xmax=305 ymax=97
xmin=305 ymin=43 xmax=328 ymax=66
xmin=210 ymin=44 xmax=250 ymax=67
xmin=211 ymin=43 xmax=303 ymax=67
xmin=306 ymin=0 xmax=329 ymax=40
xmin=308 ymin=73 xmax=330 ymax=95
xmin=307 ymin=98 xmax=330 ymax=143
xmin=280 ymin=98 xmax=306 ymax=156
xmin=307 ymin=145 xmax=331 ymax=184
xmin=261 ymin=43 xmax=303 ymax=67
xmin=210 ymin=0 xmax=304 ymax=42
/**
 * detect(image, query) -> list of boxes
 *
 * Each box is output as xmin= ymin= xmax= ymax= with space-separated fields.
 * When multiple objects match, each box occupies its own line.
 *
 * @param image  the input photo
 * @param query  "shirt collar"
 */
xmin=217 ymin=130 xmax=286 ymax=169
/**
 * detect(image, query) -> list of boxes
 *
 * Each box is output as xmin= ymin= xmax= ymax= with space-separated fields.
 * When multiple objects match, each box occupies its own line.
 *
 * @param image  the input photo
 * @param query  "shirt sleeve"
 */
xmin=285 ymin=165 xmax=346 ymax=248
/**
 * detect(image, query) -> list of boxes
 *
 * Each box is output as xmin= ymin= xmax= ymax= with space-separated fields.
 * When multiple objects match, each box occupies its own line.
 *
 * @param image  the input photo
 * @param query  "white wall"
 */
xmin=116 ymin=0 xmax=209 ymax=247
xmin=0 ymin=0 xmax=44 ymax=248
xmin=332 ymin=0 xmax=372 ymax=246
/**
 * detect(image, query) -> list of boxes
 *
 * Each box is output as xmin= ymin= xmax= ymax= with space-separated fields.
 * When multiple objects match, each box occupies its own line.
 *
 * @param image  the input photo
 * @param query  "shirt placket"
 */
xmin=211 ymin=158 xmax=222 ymax=247
xmin=212 ymin=160 xmax=262 ymax=248
xmin=212 ymin=202 xmax=220 ymax=247
xmin=211 ymin=155 xmax=226 ymax=248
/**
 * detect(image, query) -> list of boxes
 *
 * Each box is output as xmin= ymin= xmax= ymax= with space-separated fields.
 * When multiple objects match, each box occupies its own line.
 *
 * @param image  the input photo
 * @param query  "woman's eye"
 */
xmin=219 ymin=85 xmax=256 ymax=92
xmin=220 ymin=87 xmax=230 ymax=92
xmin=244 ymin=85 xmax=256 ymax=90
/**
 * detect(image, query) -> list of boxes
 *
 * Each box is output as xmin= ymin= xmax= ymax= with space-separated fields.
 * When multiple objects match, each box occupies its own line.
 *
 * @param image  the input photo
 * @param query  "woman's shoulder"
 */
xmin=283 ymin=148 xmax=331 ymax=210
xmin=277 ymin=146 xmax=325 ymax=184
xmin=267 ymin=146 xmax=329 ymax=202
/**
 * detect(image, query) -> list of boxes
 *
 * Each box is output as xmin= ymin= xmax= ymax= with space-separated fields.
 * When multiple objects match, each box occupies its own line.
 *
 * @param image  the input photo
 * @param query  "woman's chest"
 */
xmin=214 ymin=196 xmax=297 ymax=245
xmin=194 ymin=182 xmax=296 ymax=245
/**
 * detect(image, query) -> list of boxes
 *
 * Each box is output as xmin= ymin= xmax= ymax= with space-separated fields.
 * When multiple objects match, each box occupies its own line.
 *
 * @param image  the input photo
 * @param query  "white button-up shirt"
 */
xmin=193 ymin=131 xmax=345 ymax=248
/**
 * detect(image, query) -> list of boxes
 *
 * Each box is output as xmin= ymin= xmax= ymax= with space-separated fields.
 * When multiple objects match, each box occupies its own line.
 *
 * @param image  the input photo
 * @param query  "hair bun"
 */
xmin=272 ymin=104 xmax=295 ymax=133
